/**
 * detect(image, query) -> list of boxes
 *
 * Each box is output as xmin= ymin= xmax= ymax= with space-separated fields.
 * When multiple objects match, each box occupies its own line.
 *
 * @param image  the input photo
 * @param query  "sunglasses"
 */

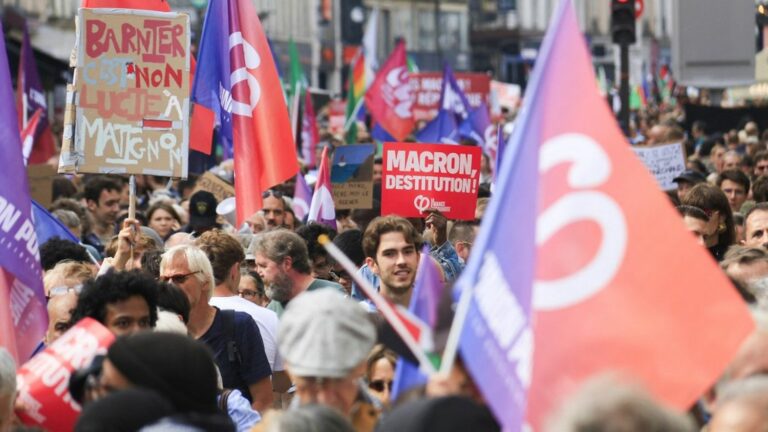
xmin=47 ymin=284 xmax=83 ymax=299
xmin=262 ymin=189 xmax=284 ymax=199
xmin=160 ymin=271 xmax=201 ymax=284
xmin=368 ymin=380 xmax=393 ymax=393
xmin=239 ymin=289 xmax=264 ymax=299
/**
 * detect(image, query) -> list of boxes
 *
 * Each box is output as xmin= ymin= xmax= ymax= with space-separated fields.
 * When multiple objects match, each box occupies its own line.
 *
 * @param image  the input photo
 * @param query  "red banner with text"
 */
xmin=382 ymin=142 xmax=481 ymax=220
xmin=15 ymin=318 xmax=115 ymax=432
xmin=411 ymin=72 xmax=491 ymax=122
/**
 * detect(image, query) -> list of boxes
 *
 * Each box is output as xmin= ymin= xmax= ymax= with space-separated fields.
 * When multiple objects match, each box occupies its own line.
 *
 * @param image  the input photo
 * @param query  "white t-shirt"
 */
xmin=210 ymin=295 xmax=283 ymax=372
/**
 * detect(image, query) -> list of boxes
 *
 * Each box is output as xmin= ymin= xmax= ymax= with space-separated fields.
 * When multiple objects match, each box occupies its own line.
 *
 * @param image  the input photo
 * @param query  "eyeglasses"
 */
xmin=368 ymin=380 xmax=393 ymax=392
xmin=47 ymin=284 xmax=83 ymax=299
xmin=262 ymin=189 xmax=284 ymax=199
xmin=160 ymin=271 xmax=201 ymax=284
xmin=239 ymin=289 xmax=263 ymax=299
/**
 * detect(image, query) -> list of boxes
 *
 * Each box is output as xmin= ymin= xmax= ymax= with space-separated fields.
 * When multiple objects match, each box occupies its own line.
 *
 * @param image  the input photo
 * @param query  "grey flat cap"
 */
xmin=278 ymin=289 xmax=376 ymax=378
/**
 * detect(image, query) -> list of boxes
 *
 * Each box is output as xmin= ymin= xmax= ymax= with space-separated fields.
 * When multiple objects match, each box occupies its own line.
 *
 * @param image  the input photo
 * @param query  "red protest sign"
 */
xmin=411 ymin=72 xmax=490 ymax=122
xmin=15 ymin=318 xmax=115 ymax=431
xmin=382 ymin=143 xmax=481 ymax=220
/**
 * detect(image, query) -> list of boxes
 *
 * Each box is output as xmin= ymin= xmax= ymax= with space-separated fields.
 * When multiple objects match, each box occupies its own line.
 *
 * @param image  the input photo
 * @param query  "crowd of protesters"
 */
xmin=2 ymin=92 xmax=768 ymax=432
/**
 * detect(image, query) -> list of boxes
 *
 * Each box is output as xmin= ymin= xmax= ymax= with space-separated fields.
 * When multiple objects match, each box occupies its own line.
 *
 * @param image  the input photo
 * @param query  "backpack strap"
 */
xmin=220 ymin=309 xmax=242 ymax=364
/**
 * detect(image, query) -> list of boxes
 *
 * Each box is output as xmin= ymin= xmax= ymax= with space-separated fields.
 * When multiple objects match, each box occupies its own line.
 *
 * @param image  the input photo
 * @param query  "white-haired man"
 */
xmin=160 ymin=245 xmax=273 ymax=412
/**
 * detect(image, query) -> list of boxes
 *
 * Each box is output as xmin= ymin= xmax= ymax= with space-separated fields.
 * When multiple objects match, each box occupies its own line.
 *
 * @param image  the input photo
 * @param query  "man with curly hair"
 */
xmin=69 ymin=269 xmax=159 ymax=336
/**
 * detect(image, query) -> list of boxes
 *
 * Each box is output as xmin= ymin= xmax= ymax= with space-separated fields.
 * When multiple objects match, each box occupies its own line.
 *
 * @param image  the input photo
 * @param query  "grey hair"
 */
xmin=0 ymin=348 xmax=16 ymax=398
xmin=250 ymin=229 xmax=311 ymax=274
xmin=265 ymin=404 xmax=354 ymax=432
xmin=545 ymin=375 xmax=695 ymax=432
xmin=52 ymin=209 xmax=81 ymax=230
xmin=160 ymin=245 xmax=215 ymax=300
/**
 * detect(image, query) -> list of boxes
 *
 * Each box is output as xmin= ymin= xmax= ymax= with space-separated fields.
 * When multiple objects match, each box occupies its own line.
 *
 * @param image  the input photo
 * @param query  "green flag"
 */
xmin=288 ymin=40 xmax=308 ymax=103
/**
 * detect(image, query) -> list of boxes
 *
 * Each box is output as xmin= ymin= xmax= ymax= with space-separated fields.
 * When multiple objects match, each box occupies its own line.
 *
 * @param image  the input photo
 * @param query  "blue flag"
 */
xmin=371 ymin=123 xmax=396 ymax=143
xmin=31 ymin=201 xmax=79 ymax=245
xmin=415 ymin=108 xmax=459 ymax=144
xmin=390 ymin=246 xmax=444 ymax=401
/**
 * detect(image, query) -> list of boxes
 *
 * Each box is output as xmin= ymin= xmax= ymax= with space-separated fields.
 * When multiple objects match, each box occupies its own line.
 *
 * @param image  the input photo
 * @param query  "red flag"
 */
xmin=82 ymin=0 xmax=215 ymax=155
xmin=192 ymin=0 xmax=299 ymax=225
xmin=301 ymin=91 xmax=319 ymax=168
xmin=365 ymin=40 xmax=414 ymax=141
xmin=516 ymin=1 xmax=754 ymax=428
xmin=20 ymin=108 xmax=43 ymax=164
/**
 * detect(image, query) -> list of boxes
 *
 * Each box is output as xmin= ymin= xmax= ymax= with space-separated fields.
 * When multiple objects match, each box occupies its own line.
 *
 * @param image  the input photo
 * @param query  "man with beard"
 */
xmin=251 ymin=229 xmax=344 ymax=318
xmin=362 ymin=216 xmax=421 ymax=308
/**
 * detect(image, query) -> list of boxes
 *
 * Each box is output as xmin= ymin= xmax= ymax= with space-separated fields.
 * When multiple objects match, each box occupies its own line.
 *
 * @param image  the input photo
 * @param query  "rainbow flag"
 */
xmin=344 ymin=8 xmax=379 ymax=144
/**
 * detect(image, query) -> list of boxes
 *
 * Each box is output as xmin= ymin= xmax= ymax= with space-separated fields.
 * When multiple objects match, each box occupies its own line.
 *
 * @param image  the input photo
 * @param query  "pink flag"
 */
xmin=364 ymin=40 xmax=414 ymax=141
xmin=292 ymin=173 xmax=313 ymax=221
xmin=301 ymin=92 xmax=320 ymax=169
xmin=308 ymin=146 xmax=336 ymax=229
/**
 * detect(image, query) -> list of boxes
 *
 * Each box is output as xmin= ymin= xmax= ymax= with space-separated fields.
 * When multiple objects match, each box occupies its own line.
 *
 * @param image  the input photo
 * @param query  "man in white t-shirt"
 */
xmin=196 ymin=229 xmax=292 ymax=396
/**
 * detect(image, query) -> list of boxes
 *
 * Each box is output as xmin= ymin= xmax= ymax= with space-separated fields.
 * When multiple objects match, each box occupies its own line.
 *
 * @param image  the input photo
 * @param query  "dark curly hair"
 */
xmin=295 ymin=222 xmax=337 ymax=262
xmin=40 ymin=237 xmax=92 ymax=271
xmin=156 ymin=281 xmax=190 ymax=325
xmin=70 ymin=269 xmax=159 ymax=328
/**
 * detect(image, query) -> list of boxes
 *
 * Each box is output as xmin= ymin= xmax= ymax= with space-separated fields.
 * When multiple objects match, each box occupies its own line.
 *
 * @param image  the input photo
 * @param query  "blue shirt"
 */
xmin=200 ymin=308 xmax=271 ymax=402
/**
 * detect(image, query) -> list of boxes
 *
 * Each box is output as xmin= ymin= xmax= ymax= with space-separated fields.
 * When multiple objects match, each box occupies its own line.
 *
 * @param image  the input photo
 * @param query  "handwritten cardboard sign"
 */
xmin=632 ymin=142 xmax=687 ymax=191
xmin=331 ymin=144 xmax=375 ymax=209
xmin=192 ymin=172 xmax=235 ymax=203
xmin=16 ymin=318 xmax=115 ymax=432
xmin=382 ymin=143 xmax=482 ymax=220
xmin=411 ymin=72 xmax=490 ymax=122
xmin=59 ymin=9 xmax=191 ymax=178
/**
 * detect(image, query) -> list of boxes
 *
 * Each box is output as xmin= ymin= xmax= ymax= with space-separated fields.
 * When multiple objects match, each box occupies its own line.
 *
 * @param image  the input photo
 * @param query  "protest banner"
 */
xmin=192 ymin=172 xmax=235 ymax=204
xmin=15 ymin=318 xmax=115 ymax=431
xmin=331 ymin=144 xmax=375 ymax=209
xmin=490 ymin=80 xmax=521 ymax=120
xmin=411 ymin=72 xmax=490 ymax=122
xmin=58 ymin=9 xmax=190 ymax=178
xmin=632 ymin=142 xmax=686 ymax=191
xmin=382 ymin=143 xmax=481 ymax=219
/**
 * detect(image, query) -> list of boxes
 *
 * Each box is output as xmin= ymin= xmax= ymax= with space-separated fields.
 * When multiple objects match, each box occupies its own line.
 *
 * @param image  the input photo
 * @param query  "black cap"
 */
xmin=673 ymin=170 xmax=707 ymax=184
xmin=189 ymin=191 xmax=218 ymax=230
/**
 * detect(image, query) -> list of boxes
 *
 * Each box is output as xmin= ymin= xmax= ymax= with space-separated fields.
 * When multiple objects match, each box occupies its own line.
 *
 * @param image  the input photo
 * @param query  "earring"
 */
xmin=719 ymin=222 xmax=726 ymax=233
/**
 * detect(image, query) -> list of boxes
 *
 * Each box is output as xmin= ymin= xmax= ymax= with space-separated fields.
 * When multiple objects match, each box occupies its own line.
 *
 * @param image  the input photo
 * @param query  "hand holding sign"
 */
xmin=113 ymin=218 xmax=141 ymax=271
xmin=424 ymin=209 xmax=448 ymax=246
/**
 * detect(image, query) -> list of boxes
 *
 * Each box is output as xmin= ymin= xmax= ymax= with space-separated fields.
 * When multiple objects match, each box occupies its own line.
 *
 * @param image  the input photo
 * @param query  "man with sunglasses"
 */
xmin=160 ymin=244 xmax=273 ymax=413
xmin=261 ymin=189 xmax=287 ymax=229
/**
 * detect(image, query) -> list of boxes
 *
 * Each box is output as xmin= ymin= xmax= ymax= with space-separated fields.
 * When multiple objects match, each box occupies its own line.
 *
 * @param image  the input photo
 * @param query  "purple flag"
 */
xmin=16 ymin=22 xmax=55 ymax=165
xmin=0 ymin=22 xmax=47 ymax=362
xmin=449 ymin=3 xmax=547 ymax=427
xmin=415 ymin=64 xmax=470 ymax=144
xmin=391 ymin=245 xmax=444 ymax=401
xmin=292 ymin=173 xmax=313 ymax=221
xmin=458 ymin=102 xmax=494 ymax=148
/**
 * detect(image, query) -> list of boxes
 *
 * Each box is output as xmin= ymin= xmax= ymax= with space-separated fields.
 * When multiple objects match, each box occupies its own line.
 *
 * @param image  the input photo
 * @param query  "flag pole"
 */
xmin=319 ymin=234 xmax=437 ymax=374
xmin=128 ymin=175 xmax=136 ymax=264
xmin=439 ymin=283 xmax=472 ymax=374
xmin=290 ymin=84 xmax=302 ymax=142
